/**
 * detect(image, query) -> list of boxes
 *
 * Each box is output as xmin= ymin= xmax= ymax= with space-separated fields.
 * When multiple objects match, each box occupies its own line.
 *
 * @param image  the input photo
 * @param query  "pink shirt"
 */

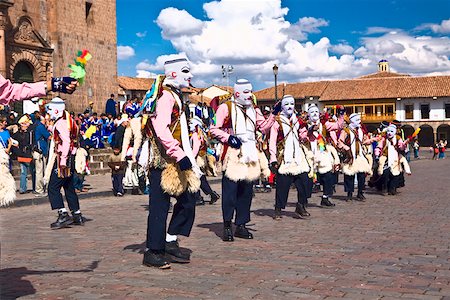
xmin=150 ymin=90 xmax=186 ymax=162
xmin=53 ymin=118 xmax=77 ymax=167
xmin=0 ymin=75 xmax=46 ymax=105
xmin=210 ymin=103 xmax=275 ymax=144
xmin=269 ymin=121 xmax=281 ymax=163
xmin=299 ymin=117 xmax=344 ymax=143
xmin=374 ymin=136 xmax=406 ymax=156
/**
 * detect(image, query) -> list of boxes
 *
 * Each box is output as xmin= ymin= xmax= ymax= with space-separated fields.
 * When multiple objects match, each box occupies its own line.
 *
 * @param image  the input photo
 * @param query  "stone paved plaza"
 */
xmin=1 ymin=158 xmax=450 ymax=299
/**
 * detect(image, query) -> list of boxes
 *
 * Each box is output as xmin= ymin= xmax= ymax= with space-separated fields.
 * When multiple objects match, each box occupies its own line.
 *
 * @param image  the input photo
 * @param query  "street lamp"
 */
xmin=222 ymin=65 xmax=234 ymax=91
xmin=273 ymin=64 xmax=279 ymax=102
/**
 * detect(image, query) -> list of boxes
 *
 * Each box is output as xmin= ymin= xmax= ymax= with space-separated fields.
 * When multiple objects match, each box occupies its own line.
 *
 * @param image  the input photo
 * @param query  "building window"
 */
xmin=345 ymin=106 xmax=354 ymax=115
xmin=355 ymin=106 xmax=364 ymax=115
xmin=420 ymin=104 xmax=430 ymax=119
xmin=86 ymin=1 xmax=93 ymax=19
xmin=405 ymin=104 xmax=414 ymax=120
xmin=365 ymin=106 xmax=373 ymax=115
xmin=445 ymin=103 xmax=450 ymax=119
xmin=375 ymin=105 xmax=383 ymax=116
xmin=386 ymin=104 xmax=394 ymax=115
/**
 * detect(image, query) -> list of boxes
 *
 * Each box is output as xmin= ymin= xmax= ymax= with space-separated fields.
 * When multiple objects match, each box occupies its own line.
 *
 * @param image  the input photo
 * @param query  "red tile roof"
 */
xmin=254 ymin=73 xmax=450 ymax=101
xmin=117 ymin=76 xmax=154 ymax=91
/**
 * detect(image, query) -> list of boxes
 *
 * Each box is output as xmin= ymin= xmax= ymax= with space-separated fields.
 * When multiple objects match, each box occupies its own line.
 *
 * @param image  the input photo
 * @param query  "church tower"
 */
xmin=378 ymin=59 xmax=390 ymax=73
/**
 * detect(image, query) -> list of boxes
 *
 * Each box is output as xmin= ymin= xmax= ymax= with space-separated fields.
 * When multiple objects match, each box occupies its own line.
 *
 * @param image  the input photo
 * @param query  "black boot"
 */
xmin=234 ymin=224 xmax=253 ymax=239
xmin=165 ymin=241 xmax=190 ymax=263
xmin=273 ymin=207 xmax=282 ymax=220
xmin=50 ymin=211 xmax=73 ymax=229
xmin=209 ymin=191 xmax=220 ymax=205
xmin=295 ymin=203 xmax=310 ymax=218
xmin=196 ymin=196 xmax=205 ymax=206
xmin=72 ymin=212 xmax=85 ymax=225
xmin=143 ymin=250 xmax=171 ymax=269
xmin=320 ymin=196 xmax=335 ymax=207
xmin=223 ymin=221 xmax=234 ymax=242
xmin=346 ymin=192 xmax=353 ymax=202
xmin=356 ymin=192 xmax=366 ymax=201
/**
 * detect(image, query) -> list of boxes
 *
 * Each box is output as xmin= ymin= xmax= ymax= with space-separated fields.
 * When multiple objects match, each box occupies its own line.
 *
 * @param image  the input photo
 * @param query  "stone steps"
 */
xmin=11 ymin=148 xmax=113 ymax=179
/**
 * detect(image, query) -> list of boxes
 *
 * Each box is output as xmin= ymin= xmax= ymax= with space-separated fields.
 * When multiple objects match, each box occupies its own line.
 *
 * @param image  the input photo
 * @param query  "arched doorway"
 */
xmin=418 ymin=124 xmax=434 ymax=147
xmin=401 ymin=125 xmax=415 ymax=139
xmin=12 ymin=61 xmax=35 ymax=115
xmin=437 ymin=124 xmax=450 ymax=143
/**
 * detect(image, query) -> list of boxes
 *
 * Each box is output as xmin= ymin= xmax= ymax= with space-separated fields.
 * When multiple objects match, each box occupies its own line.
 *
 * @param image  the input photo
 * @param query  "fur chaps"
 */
xmin=342 ymin=155 xmax=372 ymax=176
xmin=0 ymin=149 xmax=16 ymax=207
xmin=222 ymin=147 xmax=261 ymax=182
xmin=377 ymin=155 xmax=411 ymax=176
xmin=161 ymin=162 xmax=200 ymax=196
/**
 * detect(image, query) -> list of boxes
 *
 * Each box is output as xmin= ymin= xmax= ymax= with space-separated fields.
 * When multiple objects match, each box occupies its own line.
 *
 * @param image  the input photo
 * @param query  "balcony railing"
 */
xmin=361 ymin=113 xmax=396 ymax=122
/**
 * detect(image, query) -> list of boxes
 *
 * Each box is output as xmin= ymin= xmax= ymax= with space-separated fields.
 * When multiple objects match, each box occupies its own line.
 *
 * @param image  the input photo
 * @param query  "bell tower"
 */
xmin=378 ymin=59 xmax=390 ymax=72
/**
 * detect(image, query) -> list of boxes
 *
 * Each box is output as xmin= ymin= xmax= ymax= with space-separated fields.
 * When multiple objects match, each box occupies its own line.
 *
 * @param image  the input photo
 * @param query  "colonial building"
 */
xmin=254 ymin=61 xmax=450 ymax=146
xmin=0 ymin=0 xmax=117 ymax=114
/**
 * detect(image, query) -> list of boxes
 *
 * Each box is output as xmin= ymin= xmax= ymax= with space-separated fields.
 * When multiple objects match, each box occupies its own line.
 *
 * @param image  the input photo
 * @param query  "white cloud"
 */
xmin=156 ymin=8 xmax=204 ymax=38
xmin=136 ymin=31 xmax=147 ymax=38
xmin=136 ymin=70 xmax=157 ymax=78
xmin=117 ymin=45 xmax=135 ymax=60
xmin=416 ymin=18 xmax=450 ymax=34
xmin=138 ymin=1 xmax=450 ymax=89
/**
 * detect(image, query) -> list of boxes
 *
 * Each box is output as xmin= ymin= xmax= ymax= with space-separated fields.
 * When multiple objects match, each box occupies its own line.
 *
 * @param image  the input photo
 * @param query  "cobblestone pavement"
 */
xmin=1 ymin=158 xmax=449 ymax=299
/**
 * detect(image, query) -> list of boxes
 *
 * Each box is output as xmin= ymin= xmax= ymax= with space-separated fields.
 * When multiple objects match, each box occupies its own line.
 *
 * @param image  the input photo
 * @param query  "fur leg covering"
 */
xmin=223 ymin=148 xmax=260 ymax=182
xmin=0 ymin=150 xmax=16 ymax=207
xmin=161 ymin=163 xmax=200 ymax=196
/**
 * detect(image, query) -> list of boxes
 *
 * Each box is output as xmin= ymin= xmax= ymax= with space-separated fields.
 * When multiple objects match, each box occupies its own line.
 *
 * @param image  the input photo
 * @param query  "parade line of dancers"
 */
xmin=5 ymin=55 xmax=413 ymax=270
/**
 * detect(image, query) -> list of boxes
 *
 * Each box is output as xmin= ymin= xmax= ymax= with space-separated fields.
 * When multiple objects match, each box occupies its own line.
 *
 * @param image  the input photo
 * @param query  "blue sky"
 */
xmin=117 ymin=0 xmax=450 ymax=90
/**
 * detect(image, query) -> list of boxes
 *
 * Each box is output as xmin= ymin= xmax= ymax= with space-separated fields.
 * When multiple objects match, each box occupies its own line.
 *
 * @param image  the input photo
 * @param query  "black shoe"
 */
xmin=209 ymin=191 xmax=220 ymax=204
xmin=295 ymin=204 xmax=310 ymax=218
xmin=356 ymin=192 xmax=366 ymax=201
xmin=346 ymin=192 xmax=353 ymax=202
xmin=165 ymin=241 xmax=190 ymax=263
xmin=50 ymin=212 xmax=73 ymax=229
xmin=196 ymin=196 xmax=205 ymax=206
xmin=321 ymin=196 xmax=335 ymax=207
xmin=273 ymin=207 xmax=282 ymax=220
xmin=72 ymin=213 xmax=85 ymax=225
xmin=388 ymin=189 xmax=397 ymax=196
xmin=234 ymin=225 xmax=253 ymax=239
xmin=223 ymin=226 xmax=234 ymax=242
xmin=143 ymin=250 xmax=171 ymax=269
xmin=131 ymin=187 xmax=141 ymax=195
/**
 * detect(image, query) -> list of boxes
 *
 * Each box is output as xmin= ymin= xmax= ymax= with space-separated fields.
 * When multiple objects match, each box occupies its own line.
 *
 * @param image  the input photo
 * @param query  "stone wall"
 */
xmin=5 ymin=0 xmax=117 ymax=114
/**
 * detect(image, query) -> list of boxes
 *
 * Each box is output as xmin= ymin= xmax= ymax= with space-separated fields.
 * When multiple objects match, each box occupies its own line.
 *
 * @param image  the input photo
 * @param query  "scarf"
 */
xmin=279 ymin=114 xmax=301 ymax=165
xmin=230 ymin=101 xmax=258 ymax=163
xmin=349 ymin=127 xmax=363 ymax=159
xmin=171 ymin=91 xmax=202 ymax=178
xmin=387 ymin=136 xmax=398 ymax=168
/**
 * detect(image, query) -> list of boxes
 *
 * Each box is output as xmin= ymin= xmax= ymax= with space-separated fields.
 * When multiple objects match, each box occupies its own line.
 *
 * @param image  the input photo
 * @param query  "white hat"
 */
xmin=117 ymin=114 xmax=129 ymax=126
xmin=349 ymin=113 xmax=359 ymax=120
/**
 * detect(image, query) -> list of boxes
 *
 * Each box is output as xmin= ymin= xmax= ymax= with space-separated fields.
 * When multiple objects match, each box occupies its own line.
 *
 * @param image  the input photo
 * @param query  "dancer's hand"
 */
xmin=178 ymin=156 xmax=192 ymax=171
xmin=228 ymin=135 xmax=242 ymax=149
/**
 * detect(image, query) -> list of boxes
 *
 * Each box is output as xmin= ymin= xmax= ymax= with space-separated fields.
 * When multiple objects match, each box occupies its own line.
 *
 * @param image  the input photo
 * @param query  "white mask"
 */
xmin=46 ymin=97 xmax=65 ymax=120
xmin=386 ymin=125 xmax=397 ymax=139
xmin=308 ymin=105 xmax=320 ymax=123
xmin=164 ymin=56 xmax=193 ymax=89
xmin=281 ymin=95 xmax=295 ymax=117
xmin=234 ymin=79 xmax=253 ymax=107
xmin=349 ymin=113 xmax=361 ymax=129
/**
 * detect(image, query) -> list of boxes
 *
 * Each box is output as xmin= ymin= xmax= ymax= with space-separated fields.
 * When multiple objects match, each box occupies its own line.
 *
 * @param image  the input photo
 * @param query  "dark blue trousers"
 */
xmin=318 ymin=171 xmax=334 ymax=197
xmin=222 ymin=175 xmax=253 ymax=225
xmin=146 ymin=168 xmax=197 ymax=251
xmin=112 ymin=173 xmax=124 ymax=194
xmin=200 ymin=175 xmax=213 ymax=195
xmin=344 ymin=172 xmax=366 ymax=193
xmin=275 ymin=172 xmax=309 ymax=209
xmin=48 ymin=165 xmax=80 ymax=212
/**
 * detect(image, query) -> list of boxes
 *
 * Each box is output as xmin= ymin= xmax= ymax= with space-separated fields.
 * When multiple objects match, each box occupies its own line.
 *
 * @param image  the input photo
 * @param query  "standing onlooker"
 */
xmin=12 ymin=115 xmax=35 ymax=194
xmin=84 ymin=101 xmax=95 ymax=116
xmin=32 ymin=111 xmax=50 ymax=196
xmin=108 ymin=146 xmax=126 ymax=196
xmin=438 ymin=140 xmax=447 ymax=159
xmin=432 ymin=143 xmax=439 ymax=160
xmin=0 ymin=115 xmax=12 ymax=154
xmin=105 ymin=94 xmax=117 ymax=118
xmin=413 ymin=139 xmax=420 ymax=159
xmin=111 ymin=114 xmax=128 ymax=149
